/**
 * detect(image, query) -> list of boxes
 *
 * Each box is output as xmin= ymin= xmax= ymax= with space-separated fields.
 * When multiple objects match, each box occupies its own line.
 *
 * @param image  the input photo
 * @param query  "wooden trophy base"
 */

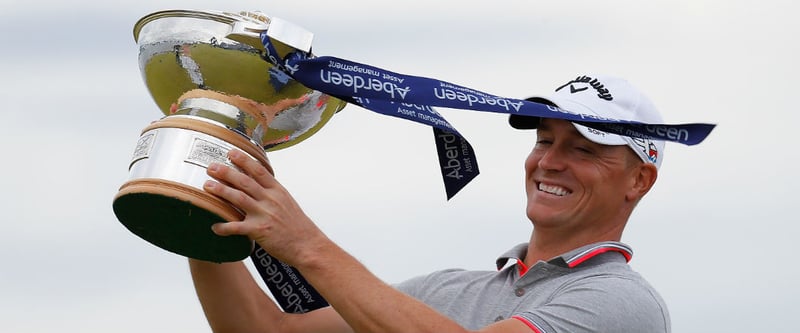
xmin=113 ymin=178 xmax=252 ymax=262
xmin=113 ymin=116 xmax=271 ymax=262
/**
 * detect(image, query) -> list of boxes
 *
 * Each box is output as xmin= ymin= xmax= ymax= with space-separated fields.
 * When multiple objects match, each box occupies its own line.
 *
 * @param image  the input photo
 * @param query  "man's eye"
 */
xmin=536 ymin=140 xmax=552 ymax=145
xmin=576 ymin=146 xmax=593 ymax=154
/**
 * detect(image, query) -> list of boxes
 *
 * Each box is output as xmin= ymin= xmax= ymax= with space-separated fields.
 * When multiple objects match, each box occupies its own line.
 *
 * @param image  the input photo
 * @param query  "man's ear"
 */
xmin=626 ymin=163 xmax=658 ymax=202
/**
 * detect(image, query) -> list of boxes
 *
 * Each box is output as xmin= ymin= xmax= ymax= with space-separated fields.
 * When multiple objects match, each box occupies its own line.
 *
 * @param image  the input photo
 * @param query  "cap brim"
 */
xmin=509 ymin=97 xmax=627 ymax=146
xmin=571 ymin=123 xmax=628 ymax=146
xmin=508 ymin=97 xmax=552 ymax=129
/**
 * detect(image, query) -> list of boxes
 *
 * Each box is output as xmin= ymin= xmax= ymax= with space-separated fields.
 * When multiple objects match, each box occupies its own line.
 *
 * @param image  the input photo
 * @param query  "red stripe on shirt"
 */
xmin=512 ymin=315 xmax=543 ymax=333
xmin=517 ymin=260 xmax=530 ymax=276
xmin=567 ymin=247 xmax=632 ymax=268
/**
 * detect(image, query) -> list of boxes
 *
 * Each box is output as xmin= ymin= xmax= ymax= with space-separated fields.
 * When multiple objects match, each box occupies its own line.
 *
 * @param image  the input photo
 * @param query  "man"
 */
xmin=190 ymin=74 xmax=671 ymax=332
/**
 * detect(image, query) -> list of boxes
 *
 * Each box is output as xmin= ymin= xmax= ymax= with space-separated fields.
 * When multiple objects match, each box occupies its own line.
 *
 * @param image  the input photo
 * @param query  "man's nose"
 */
xmin=537 ymin=146 xmax=568 ymax=171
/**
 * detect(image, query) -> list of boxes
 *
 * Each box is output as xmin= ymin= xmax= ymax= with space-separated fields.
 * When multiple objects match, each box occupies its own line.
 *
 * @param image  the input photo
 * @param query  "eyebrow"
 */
xmin=536 ymin=120 xmax=555 ymax=132
xmin=537 ymin=120 xmax=581 ymax=136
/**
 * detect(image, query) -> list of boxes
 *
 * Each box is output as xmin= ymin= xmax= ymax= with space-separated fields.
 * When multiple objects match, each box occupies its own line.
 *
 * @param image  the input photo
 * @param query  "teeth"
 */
xmin=538 ymin=183 xmax=571 ymax=196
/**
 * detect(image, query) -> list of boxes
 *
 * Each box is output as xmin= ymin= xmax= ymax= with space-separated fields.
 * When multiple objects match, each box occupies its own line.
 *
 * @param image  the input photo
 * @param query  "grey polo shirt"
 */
xmin=395 ymin=242 xmax=670 ymax=333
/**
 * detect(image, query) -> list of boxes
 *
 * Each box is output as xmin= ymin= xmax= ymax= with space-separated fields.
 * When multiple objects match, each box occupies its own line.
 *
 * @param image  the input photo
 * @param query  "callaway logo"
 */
xmin=556 ymin=75 xmax=613 ymax=101
xmin=569 ymin=85 xmax=588 ymax=93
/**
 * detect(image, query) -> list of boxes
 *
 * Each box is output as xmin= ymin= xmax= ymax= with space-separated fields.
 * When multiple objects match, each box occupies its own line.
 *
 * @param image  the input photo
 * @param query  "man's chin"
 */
xmin=527 ymin=209 xmax=559 ymax=225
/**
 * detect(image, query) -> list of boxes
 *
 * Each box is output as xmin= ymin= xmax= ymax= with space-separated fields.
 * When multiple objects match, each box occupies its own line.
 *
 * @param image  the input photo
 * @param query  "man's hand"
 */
xmin=200 ymin=149 xmax=523 ymax=333
xmin=203 ymin=149 xmax=329 ymax=268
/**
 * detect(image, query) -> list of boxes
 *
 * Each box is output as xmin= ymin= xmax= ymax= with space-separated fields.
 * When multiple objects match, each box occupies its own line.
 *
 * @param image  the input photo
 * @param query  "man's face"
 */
xmin=524 ymin=119 xmax=641 ymax=232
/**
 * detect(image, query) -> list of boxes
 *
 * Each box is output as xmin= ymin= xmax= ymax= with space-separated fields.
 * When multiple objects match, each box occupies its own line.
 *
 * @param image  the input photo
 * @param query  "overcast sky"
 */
xmin=0 ymin=0 xmax=796 ymax=332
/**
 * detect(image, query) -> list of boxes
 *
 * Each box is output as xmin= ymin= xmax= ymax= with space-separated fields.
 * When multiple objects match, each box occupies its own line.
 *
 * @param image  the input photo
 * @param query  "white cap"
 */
xmin=509 ymin=74 xmax=665 ymax=169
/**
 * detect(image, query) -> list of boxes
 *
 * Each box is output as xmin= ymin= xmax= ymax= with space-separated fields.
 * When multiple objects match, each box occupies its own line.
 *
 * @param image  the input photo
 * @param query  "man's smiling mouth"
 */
xmin=538 ymin=183 xmax=572 ymax=196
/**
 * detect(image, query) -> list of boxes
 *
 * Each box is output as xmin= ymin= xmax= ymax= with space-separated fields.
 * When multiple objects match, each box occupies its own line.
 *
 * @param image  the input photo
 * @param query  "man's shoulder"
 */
xmin=516 ymin=265 xmax=671 ymax=333
xmin=401 ymin=267 xmax=504 ymax=287
xmin=394 ymin=267 xmax=511 ymax=298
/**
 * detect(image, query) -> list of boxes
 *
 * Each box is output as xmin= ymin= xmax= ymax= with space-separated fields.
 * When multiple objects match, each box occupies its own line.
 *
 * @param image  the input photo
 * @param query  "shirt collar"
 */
xmin=496 ymin=241 xmax=633 ymax=271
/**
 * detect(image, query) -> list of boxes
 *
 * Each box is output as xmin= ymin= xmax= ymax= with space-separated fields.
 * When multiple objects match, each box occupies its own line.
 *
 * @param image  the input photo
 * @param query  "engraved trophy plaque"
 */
xmin=113 ymin=10 xmax=346 ymax=262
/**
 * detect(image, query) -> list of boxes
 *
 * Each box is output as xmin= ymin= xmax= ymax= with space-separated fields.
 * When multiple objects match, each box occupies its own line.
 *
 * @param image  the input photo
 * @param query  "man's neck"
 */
xmin=523 ymin=227 xmax=623 ymax=267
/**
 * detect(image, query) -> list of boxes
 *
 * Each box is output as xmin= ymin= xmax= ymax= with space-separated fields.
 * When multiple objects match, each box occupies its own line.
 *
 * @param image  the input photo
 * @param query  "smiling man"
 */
xmin=190 ymin=74 xmax=671 ymax=333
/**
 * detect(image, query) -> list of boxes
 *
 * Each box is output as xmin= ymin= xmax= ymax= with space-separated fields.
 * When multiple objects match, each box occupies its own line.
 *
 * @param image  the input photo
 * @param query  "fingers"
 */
xmin=203 ymin=149 xmax=292 ymax=243
xmin=205 ymin=150 xmax=275 ymax=199
xmin=203 ymin=177 xmax=263 ymax=213
xmin=211 ymin=221 xmax=254 ymax=237
xmin=226 ymin=149 xmax=277 ymax=190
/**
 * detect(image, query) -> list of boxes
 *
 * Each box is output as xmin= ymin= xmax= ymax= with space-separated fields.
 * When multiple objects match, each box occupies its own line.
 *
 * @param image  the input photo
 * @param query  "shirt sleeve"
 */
xmin=512 ymin=275 xmax=670 ymax=333
xmin=392 ymin=272 xmax=429 ymax=298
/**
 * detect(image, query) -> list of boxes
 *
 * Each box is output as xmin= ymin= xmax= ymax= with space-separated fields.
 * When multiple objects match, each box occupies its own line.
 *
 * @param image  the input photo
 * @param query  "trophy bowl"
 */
xmin=113 ymin=10 xmax=346 ymax=262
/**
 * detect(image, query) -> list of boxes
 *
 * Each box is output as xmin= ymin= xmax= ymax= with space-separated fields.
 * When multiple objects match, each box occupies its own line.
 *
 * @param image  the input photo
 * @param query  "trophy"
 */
xmin=113 ymin=10 xmax=346 ymax=262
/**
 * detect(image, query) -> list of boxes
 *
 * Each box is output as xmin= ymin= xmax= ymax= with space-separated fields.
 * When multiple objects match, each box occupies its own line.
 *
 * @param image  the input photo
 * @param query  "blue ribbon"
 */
xmin=260 ymin=32 xmax=716 ymax=198
xmin=250 ymin=247 xmax=329 ymax=313
xmin=252 ymin=32 xmax=716 ymax=315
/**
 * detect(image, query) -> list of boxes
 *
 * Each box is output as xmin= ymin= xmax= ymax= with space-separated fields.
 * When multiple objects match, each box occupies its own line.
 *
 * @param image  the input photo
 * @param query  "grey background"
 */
xmin=0 ymin=0 xmax=794 ymax=331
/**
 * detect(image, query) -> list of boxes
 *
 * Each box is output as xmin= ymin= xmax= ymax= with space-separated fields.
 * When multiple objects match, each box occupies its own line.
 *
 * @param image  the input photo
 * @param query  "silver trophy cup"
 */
xmin=113 ymin=10 xmax=346 ymax=262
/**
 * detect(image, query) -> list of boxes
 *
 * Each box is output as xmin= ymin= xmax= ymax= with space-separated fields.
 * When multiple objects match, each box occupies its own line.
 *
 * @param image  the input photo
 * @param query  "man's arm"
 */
xmin=290 ymin=241 xmax=535 ymax=333
xmin=201 ymin=149 xmax=537 ymax=333
xmin=188 ymin=258 xmax=351 ymax=333
xmin=188 ymin=259 xmax=279 ymax=332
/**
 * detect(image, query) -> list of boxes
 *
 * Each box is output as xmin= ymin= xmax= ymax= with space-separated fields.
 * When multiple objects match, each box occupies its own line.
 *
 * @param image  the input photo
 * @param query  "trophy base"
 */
xmin=113 ymin=115 xmax=271 ymax=263
xmin=113 ymin=178 xmax=253 ymax=262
